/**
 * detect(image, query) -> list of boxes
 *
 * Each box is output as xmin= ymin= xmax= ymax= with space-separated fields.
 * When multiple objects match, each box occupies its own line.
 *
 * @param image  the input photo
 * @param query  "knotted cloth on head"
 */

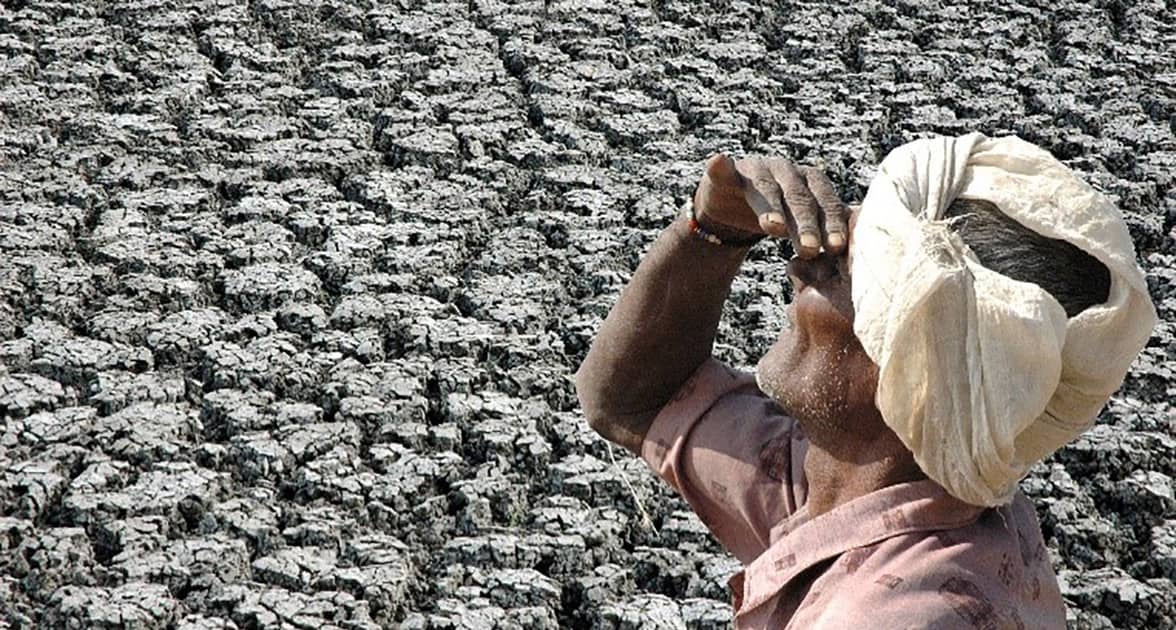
xmin=851 ymin=132 xmax=1157 ymax=507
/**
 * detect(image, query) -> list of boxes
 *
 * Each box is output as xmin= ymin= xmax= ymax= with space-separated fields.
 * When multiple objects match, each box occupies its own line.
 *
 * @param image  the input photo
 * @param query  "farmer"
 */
xmin=574 ymin=133 xmax=1156 ymax=628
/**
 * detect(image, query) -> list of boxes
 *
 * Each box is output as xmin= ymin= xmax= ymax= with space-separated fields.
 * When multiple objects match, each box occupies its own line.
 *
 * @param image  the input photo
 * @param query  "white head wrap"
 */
xmin=851 ymin=132 xmax=1158 ymax=507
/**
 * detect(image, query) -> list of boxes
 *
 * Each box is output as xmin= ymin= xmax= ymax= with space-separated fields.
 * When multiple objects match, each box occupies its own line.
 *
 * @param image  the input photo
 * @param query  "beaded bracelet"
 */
xmin=683 ymin=198 xmax=765 ymax=248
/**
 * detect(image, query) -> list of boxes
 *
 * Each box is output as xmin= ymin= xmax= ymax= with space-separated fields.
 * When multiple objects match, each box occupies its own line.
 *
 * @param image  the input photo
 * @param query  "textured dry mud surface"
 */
xmin=0 ymin=1 xmax=1173 ymax=628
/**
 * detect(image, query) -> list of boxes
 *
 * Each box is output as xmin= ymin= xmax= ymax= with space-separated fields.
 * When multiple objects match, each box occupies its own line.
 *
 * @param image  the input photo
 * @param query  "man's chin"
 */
xmin=757 ymin=330 xmax=799 ymax=376
xmin=755 ymin=367 xmax=803 ymax=420
xmin=755 ymin=351 xmax=791 ymax=408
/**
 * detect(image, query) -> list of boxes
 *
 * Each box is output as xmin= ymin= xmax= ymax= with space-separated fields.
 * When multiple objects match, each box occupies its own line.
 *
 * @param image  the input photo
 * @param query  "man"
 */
xmin=574 ymin=133 xmax=1156 ymax=628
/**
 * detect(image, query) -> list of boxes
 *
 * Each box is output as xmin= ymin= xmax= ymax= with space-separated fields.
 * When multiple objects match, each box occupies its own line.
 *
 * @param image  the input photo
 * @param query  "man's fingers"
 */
xmin=768 ymin=159 xmax=821 ymax=257
xmin=802 ymin=166 xmax=849 ymax=254
xmin=734 ymin=159 xmax=789 ymax=237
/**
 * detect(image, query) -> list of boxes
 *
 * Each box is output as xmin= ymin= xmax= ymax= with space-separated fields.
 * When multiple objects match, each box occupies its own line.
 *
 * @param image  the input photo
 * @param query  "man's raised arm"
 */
xmin=575 ymin=154 xmax=848 ymax=455
xmin=574 ymin=216 xmax=754 ymax=455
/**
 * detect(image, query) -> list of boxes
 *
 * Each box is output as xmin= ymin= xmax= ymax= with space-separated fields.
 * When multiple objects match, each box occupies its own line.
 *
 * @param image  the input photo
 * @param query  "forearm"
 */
xmin=575 ymin=216 xmax=751 ymax=454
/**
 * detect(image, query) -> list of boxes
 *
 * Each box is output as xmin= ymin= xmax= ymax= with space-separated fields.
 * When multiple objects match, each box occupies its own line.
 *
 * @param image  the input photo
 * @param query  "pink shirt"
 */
xmin=641 ymin=359 xmax=1066 ymax=629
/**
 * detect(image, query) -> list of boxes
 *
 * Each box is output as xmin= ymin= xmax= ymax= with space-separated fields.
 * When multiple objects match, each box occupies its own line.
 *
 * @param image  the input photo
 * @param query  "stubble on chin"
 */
xmin=754 ymin=352 xmax=796 ymax=412
xmin=756 ymin=352 xmax=851 ymax=435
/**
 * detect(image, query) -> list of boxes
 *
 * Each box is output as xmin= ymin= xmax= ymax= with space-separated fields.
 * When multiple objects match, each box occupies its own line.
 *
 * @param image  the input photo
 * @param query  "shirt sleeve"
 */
xmin=641 ymin=358 xmax=809 ymax=564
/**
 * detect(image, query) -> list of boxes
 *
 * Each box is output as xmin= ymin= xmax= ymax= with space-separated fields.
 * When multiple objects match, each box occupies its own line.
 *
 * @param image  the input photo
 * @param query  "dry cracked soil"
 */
xmin=0 ymin=0 xmax=1174 ymax=629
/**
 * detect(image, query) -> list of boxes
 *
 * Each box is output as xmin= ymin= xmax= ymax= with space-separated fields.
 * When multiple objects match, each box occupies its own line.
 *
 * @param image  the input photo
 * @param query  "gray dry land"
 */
xmin=0 ymin=1 xmax=1173 ymax=629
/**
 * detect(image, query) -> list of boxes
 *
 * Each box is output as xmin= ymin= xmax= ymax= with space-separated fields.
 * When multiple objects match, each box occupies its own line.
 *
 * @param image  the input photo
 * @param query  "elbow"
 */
xmin=582 ymin=408 xmax=631 ymax=452
xmin=574 ymin=365 xmax=620 ymax=440
xmin=573 ymin=367 xmax=605 ymax=430
xmin=581 ymin=407 xmax=617 ymax=443
xmin=574 ymin=366 xmax=647 ymax=456
xmin=582 ymin=410 xmax=615 ymax=442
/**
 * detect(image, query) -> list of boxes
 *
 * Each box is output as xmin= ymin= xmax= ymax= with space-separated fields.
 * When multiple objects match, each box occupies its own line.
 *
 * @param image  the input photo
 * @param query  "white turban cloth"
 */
xmin=850 ymin=132 xmax=1158 ymax=507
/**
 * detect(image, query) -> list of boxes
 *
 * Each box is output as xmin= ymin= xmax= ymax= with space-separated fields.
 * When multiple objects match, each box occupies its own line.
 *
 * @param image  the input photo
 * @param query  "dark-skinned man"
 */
xmin=575 ymin=133 xmax=1156 ymax=629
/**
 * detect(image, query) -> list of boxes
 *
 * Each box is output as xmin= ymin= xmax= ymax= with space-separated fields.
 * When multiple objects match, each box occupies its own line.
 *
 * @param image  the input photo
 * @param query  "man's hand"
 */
xmin=577 ymin=154 xmax=851 ymax=454
xmin=694 ymin=154 xmax=849 ymax=259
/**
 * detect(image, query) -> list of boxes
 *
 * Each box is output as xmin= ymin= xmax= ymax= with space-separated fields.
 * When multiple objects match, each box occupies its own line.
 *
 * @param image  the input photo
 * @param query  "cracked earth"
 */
xmin=0 ymin=1 xmax=1173 ymax=628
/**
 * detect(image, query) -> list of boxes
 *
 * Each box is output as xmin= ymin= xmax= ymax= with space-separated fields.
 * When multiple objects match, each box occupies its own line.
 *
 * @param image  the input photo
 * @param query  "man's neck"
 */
xmin=800 ymin=428 xmax=926 ymax=518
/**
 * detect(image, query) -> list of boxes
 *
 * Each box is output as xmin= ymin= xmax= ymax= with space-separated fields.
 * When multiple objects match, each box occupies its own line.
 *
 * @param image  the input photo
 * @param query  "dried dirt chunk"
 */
xmin=229 ymin=431 xmax=295 ymax=481
xmin=679 ymin=597 xmax=731 ymax=630
xmin=1 ymin=458 xmax=70 ymax=521
xmin=10 ymin=527 xmax=94 ymax=603
xmin=1061 ymin=567 xmax=1172 ymax=629
xmin=92 ymin=515 xmax=171 ymax=561
xmin=17 ymin=257 xmax=115 ymax=328
xmin=176 ymin=615 xmax=241 ymax=630
xmin=121 ymin=462 xmax=227 ymax=525
xmin=276 ymin=301 xmax=327 ymax=338
xmin=60 ymin=456 xmax=135 ymax=526
xmin=387 ymin=127 xmax=459 ymax=171
xmin=87 ymin=370 xmax=187 ymax=416
xmin=218 ymin=586 xmax=379 ymax=630
xmin=112 ymin=535 xmax=251 ymax=598
xmin=3 ymin=406 xmax=96 ymax=449
xmin=288 ymin=445 xmax=375 ymax=506
xmin=281 ymin=504 xmax=357 ymax=549
xmin=252 ymin=545 xmax=338 ymax=590
xmin=45 ymin=582 xmax=180 ymax=629
xmin=220 ymin=262 xmax=322 ymax=312
xmin=1152 ymin=520 xmax=1176 ymax=580
xmin=92 ymin=402 xmax=200 ymax=466
xmin=209 ymin=496 xmax=282 ymax=555
xmin=600 ymin=593 xmax=686 ymax=630
xmin=30 ymin=337 xmax=153 ymax=389
xmin=326 ymin=534 xmax=413 ymax=621
xmin=0 ymin=373 xmax=69 ymax=419
xmin=280 ymin=421 xmax=362 ymax=464
xmin=117 ymin=272 xmax=214 ymax=314
xmin=199 ymin=334 xmax=330 ymax=400
xmin=200 ymin=388 xmax=276 ymax=439
xmin=216 ymin=220 xmax=296 ymax=268
xmin=144 ymin=308 xmax=228 ymax=366
xmin=224 ymin=195 xmax=293 ymax=224
xmin=93 ymin=229 xmax=210 ymax=279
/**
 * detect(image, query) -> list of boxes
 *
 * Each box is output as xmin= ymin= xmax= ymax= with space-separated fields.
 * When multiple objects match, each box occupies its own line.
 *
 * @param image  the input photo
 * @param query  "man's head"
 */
xmin=757 ymin=133 xmax=1156 ymax=506
xmin=755 ymin=198 xmax=1112 ymax=446
xmin=943 ymin=198 xmax=1110 ymax=317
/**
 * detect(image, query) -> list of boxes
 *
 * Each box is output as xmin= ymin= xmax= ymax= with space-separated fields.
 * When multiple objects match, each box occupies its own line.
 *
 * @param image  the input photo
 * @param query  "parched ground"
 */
xmin=0 ymin=1 xmax=1173 ymax=628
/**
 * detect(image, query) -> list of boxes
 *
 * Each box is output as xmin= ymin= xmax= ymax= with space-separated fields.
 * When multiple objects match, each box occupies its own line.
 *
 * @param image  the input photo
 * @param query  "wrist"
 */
xmin=683 ymin=198 xmax=765 ymax=248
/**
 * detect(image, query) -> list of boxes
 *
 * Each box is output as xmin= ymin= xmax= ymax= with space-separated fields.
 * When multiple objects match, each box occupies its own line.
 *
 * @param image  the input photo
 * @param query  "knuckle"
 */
xmin=767 ymin=156 xmax=794 ymax=170
xmin=776 ymin=159 xmax=796 ymax=176
xmin=808 ymin=183 xmax=844 ymax=212
xmin=751 ymin=178 xmax=782 ymax=202
xmin=773 ymin=159 xmax=801 ymax=181
xmin=739 ymin=161 xmax=771 ymax=184
xmin=784 ymin=190 xmax=819 ymax=215
xmin=802 ymin=166 xmax=835 ymax=189
xmin=822 ymin=198 xmax=846 ymax=216
xmin=736 ymin=154 xmax=759 ymax=167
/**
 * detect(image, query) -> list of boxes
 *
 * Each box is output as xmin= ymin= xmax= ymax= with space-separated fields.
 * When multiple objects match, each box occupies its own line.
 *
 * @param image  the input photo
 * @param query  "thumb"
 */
xmin=704 ymin=153 xmax=740 ymax=188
